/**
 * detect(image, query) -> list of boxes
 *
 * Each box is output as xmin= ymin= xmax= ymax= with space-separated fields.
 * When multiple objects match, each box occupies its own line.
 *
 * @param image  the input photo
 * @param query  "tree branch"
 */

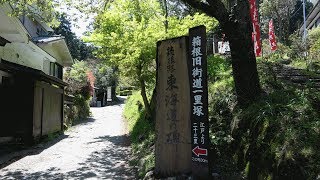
xmin=181 ymin=0 xmax=229 ymax=24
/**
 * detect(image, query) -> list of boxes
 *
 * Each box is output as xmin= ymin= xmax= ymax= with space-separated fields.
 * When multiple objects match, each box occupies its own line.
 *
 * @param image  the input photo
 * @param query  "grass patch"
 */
xmin=123 ymin=91 xmax=155 ymax=178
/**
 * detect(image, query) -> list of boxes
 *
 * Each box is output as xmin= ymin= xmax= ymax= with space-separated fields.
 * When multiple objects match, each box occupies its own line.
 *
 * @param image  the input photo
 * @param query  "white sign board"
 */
xmin=218 ymin=41 xmax=230 ymax=54
xmin=107 ymin=87 xmax=112 ymax=101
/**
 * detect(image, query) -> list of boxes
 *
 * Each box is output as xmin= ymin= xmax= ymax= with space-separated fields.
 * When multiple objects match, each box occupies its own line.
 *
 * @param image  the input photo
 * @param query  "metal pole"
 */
xmin=303 ymin=0 xmax=307 ymax=42
xmin=302 ymin=0 xmax=308 ymax=63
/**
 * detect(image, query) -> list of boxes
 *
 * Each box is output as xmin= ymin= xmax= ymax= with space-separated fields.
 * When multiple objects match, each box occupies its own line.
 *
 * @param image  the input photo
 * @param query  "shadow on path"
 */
xmin=0 ymin=134 xmax=136 ymax=179
xmin=0 ymin=134 xmax=69 ymax=169
xmin=72 ymin=117 xmax=96 ymax=126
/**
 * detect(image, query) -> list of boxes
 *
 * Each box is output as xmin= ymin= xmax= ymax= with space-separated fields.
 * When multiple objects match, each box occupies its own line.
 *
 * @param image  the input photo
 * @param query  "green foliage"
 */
xmin=260 ymin=0 xmax=296 ymax=43
xmin=308 ymin=27 xmax=320 ymax=72
xmin=289 ymin=1 xmax=314 ymax=34
xmin=94 ymin=65 xmax=117 ymax=91
xmin=86 ymin=0 xmax=216 ymax=91
xmin=308 ymin=27 xmax=320 ymax=46
xmin=207 ymin=56 xmax=240 ymax=178
xmin=73 ymin=92 xmax=91 ymax=119
xmin=123 ymin=91 xmax=155 ymax=178
xmin=259 ymin=0 xmax=313 ymax=44
xmin=166 ymin=13 xmax=217 ymax=38
xmin=208 ymin=58 xmax=320 ymax=179
xmin=64 ymin=61 xmax=92 ymax=125
xmin=87 ymin=0 xmax=162 ymax=84
xmin=282 ymin=27 xmax=320 ymax=71
xmin=64 ymin=61 xmax=90 ymax=93
xmin=288 ymin=33 xmax=308 ymax=60
xmin=64 ymin=104 xmax=77 ymax=128
xmin=236 ymin=65 xmax=320 ymax=179
xmin=87 ymin=0 xmax=216 ymax=118
xmin=261 ymin=39 xmax=291 ymax=62
xmin=158 ymin=0 xmax=198 ymax=17
xmin=0 ymin=0 xmax=60 ymax=25
xmin=207 ymin=55 xmax=232 ymax=81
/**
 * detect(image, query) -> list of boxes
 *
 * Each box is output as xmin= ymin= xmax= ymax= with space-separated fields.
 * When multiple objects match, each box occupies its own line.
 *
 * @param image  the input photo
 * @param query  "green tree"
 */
xmin=54 ymin=13 xmax=80 ymax=59
xmin=260 ymin=0 xmax=313 ymax=44
xmin=0 ymin=0 xmax=58 ymax=24
xmin=87 ymin=0 xmax=215 ymax=117
xmin=64 ymin=61 xmax=93 ymax=120
xmin=289 ymin=0 xmax=313 ymax=34
xmin=95 ymin=65 xmax=116 ymax=90
xmin=53 ymin=13 xmax=95 ymax=60
xmin=260 ymin=0 xmax=296 ymax=43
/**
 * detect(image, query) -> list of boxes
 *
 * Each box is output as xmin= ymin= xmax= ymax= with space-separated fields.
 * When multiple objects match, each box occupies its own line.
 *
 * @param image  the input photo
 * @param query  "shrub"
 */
xmin=207 ymin=54 xmax=232 ymax=81
xmin=308 ymin=27 xmax=320 ymax=72
xmin=63 ymin=61 xmax=93 ymax=125
xmin=208 ymin=58 xmax=320 ymax=179
xmin=123 ymin=91 xmax=155 ymax=178
xmin=261 ymin=39 xmax=291 ymax=62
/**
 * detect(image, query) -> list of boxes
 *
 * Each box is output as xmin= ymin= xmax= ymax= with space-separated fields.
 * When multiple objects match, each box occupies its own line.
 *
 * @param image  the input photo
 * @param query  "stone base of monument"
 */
xmin=144 ymin=170 xmax=193 ymax=180
xmin=144 ymin=171 xmax=222 ymax=180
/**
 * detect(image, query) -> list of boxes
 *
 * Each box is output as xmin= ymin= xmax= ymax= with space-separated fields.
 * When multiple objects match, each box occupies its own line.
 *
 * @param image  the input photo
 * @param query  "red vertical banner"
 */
xmin=269 ymin=19 xmax=277 ymax=51
xmin=249 ymin=0 xmax=262 ymax=57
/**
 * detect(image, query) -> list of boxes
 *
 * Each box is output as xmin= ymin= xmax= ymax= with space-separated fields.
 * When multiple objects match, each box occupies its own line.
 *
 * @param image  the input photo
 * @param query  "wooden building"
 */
xmin=0 ymin=4 xmax=73 ymax=143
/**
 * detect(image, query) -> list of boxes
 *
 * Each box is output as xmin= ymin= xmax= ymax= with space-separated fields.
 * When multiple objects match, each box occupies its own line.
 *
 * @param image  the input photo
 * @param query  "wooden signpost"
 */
xmin=155 ymin=36 xmax=192 ymax=177
xmin=188 ymin=26 xmax=210 ymax=179
xmin=155 ymin=26 xmax=209 ymax=179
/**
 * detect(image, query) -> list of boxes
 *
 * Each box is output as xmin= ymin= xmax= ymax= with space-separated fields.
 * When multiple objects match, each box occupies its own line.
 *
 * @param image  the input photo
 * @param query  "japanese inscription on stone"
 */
xmin=165 ymin=46 xmax=180 ymax=144
xmin=188 ymin=26 xmax=210 ymax=178
xmin=155 ymin=37 xmax=191 ymax=176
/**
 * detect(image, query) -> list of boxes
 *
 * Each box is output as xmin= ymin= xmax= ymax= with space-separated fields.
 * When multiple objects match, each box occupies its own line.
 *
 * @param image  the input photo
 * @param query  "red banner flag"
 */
xmin=269 ymin=19 xmax=277 ymax=51
xmin=249 ymin=0 xmax=262 ymax=57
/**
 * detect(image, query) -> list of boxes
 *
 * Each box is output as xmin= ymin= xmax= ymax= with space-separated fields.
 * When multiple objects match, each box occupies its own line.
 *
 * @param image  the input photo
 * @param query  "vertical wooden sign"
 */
xmin=155 ymin=36 xmax=191 ymax=177
xmin=188 ymin=25 xmax=210 ymax=178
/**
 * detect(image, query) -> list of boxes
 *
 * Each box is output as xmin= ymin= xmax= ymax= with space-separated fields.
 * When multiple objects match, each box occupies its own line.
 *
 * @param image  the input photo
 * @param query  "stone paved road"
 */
xmin=0 ymin=99 xmax=137 ymax=180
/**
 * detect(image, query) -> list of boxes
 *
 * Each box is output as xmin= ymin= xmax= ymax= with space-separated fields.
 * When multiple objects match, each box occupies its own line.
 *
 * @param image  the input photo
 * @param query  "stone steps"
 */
xmin=270 ymin=64 xmax=320 ymax=89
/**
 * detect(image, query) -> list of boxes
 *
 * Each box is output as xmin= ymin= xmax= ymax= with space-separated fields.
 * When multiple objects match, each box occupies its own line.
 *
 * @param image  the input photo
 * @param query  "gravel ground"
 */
xmin=0 ymin=98 xmax=137 ymax=180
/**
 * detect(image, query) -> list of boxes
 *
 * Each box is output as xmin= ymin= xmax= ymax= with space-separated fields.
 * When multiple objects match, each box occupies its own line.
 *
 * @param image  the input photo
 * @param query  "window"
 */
xmin=50 ymin=62 xmax=55 ymax=76
xmin=57 ymin=64 xmax=63 ymax=79
xmin=49 ymin=62 xmax=63 ymax=79
xmin=55 ymin=64 xmax=59 ymax=78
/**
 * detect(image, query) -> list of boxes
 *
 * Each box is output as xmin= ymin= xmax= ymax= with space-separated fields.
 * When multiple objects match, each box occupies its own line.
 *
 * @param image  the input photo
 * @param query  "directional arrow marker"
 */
xmin=192 ymin=146 xmax=208 ymax=157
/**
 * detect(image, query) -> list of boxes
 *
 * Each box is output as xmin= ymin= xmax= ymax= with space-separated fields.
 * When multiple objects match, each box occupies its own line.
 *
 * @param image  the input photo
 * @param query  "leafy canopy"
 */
xmin=86 ymin=0 xmax=217 ymax=87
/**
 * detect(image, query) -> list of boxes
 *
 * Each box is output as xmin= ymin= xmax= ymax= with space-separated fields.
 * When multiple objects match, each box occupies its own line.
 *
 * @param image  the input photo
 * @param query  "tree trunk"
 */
xmin=140 ymin=78 xmax=152 ymax=118
xmin=162 ymin=0 xmax=168 ymax=33
xmin=223 ymin=0 xmax=261 ymax=106
xmin=137 ymin=63 xmax=152 ymax=118
xmin=182 ymin=0 xmax=261 ymax=105
xmin=149 ymin=87 xmax=157 ymax=121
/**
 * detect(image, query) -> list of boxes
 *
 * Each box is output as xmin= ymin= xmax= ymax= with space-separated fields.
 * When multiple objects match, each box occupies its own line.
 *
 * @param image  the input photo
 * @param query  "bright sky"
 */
xmin=56 ymin=2 xmax=95 ymax=38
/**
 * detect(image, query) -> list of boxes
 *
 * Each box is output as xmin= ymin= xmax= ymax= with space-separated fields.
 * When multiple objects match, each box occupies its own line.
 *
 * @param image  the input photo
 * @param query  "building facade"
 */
xmin=300 ymin=0 xmax=320 ymax=33
xmin=0 ymin=4 xmax=73 ymax=143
